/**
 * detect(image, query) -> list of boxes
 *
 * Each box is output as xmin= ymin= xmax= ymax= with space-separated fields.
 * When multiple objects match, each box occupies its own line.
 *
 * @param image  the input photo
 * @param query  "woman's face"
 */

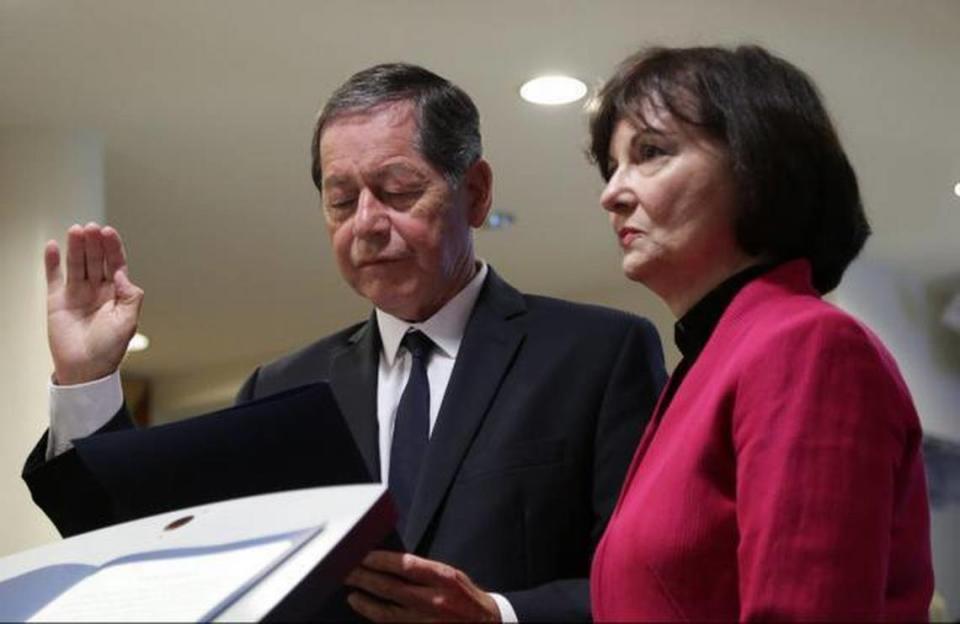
xmin=600 ymin=102 xmax=748 ymax=312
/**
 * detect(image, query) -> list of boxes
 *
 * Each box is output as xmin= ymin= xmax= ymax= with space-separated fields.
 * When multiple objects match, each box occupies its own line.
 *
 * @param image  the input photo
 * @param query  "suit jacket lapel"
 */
xmin=403 ymin=269 xmax=527 ymax=550
xmin=329 ymin=315 xmax=381 ymax=481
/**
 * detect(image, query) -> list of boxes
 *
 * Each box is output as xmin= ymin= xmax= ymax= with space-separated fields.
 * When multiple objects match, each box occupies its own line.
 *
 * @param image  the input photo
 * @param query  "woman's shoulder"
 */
xmin=722 ymin=264 xmax=877 ymax=345
xmin=763 ymin=292 xmax=881 ymax=345
xmin=752 ymin=291 xmax=866 ymax=336
xmin=721 ymin=284 xmax=900 ymax=374
xmin=727 ymin=289 xmax=912 ymax=399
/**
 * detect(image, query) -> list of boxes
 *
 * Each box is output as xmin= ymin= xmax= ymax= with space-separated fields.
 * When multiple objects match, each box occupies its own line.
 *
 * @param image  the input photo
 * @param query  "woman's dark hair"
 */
xmin=589 ymin=45 xmax=869 ymax=294
xmin=311 ymin=63 xmax=481 ymax=190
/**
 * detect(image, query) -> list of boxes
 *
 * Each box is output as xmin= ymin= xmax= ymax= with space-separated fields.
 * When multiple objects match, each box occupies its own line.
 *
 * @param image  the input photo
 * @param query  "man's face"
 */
xmin=319 ymin=101 xmax=490 ymax=321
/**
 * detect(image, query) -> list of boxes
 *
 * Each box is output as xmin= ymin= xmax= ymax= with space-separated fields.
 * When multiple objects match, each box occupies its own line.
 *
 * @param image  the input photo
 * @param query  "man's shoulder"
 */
xmin=270 ymin=320 xmax=369 ymax=369
xmin=241 ymin=319 xmax=371 ymax=399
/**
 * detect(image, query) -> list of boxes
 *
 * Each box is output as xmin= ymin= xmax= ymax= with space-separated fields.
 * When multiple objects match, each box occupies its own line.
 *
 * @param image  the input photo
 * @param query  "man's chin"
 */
xmin=357 ymin=281 xmax=419 ymax=315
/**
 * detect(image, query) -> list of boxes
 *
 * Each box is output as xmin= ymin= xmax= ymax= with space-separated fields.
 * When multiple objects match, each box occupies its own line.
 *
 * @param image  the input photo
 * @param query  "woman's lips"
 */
xmin=618 ymin=227 xmax=643 ymax=248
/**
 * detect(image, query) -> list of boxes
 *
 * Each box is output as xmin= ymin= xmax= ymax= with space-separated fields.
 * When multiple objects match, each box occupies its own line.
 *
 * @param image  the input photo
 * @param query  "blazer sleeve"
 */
xmin=732 ymin=314 xmax=931 ymax=621
xmin=504 ymin=318 xmax=666 ymax=621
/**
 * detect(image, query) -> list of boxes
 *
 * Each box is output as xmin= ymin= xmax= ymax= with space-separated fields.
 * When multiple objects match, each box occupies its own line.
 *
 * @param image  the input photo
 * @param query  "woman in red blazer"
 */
xmin=588 ymin=46 xmax=933 ymax=621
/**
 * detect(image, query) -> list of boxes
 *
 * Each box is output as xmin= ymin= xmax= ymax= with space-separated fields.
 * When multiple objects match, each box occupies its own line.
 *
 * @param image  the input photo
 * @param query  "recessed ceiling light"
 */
xmin=954 ymin=182 xmax=960 ymax=198
xmin=127 ymin=332 xmax=150 ymax=353
xmin=520 ymin=75 xmax=587 ymax=106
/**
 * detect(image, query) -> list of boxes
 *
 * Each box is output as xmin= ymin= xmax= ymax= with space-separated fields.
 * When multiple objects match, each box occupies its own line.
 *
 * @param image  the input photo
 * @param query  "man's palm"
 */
xmin=46 ymin=224 xmax=144 ymax=385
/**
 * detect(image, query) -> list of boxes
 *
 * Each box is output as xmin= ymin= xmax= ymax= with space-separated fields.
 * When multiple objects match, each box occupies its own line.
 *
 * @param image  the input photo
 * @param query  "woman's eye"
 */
xmin=637 ymin=144 xmax=667 ymax=161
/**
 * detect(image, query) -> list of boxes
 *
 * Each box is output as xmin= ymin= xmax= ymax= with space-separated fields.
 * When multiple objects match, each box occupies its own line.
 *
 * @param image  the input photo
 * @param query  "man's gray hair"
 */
xmin=311 ymin=63 xmax=482 ymax=189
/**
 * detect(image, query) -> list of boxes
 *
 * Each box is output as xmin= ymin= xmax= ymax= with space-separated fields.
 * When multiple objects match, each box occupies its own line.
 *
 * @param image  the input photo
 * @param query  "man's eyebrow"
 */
xmin=323 ymin=173 xmax=354 ymax=189
xmin=323 ymin=162 xmax=428 ymax=190
xmin=373 ymin=162 xmax=429 ymax=181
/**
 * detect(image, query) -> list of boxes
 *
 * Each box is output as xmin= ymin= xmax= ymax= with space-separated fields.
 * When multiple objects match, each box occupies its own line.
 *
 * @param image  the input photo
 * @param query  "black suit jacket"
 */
xmin=24 ymin=268 xmax=665 ymax=621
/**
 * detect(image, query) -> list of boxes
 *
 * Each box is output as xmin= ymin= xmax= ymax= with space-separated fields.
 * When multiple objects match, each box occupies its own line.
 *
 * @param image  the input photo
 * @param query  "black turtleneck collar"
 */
xmin=647 ymin=261 xmax=778 ymax=426
xmin=673 ymin=262 xmax=776 ymax=361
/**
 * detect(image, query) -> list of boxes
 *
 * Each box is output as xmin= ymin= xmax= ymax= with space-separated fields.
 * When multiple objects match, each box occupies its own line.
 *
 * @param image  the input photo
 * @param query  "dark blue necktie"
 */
xmin=389 ymin=330 xmax=433 ymax=531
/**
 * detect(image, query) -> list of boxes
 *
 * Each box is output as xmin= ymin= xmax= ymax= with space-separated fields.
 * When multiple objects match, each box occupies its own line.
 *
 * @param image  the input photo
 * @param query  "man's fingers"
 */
xmin=346 ymin=555 xmax=498 ymax=622
xmin=105 ymin=225 xmax=144 ymax=308
xmin=359 ymin=551 xmax=406 ymax=574
xmin=345 ymin=566 xmax=432 ymax=610
xmin=65 ymin=224 xmax=86 ymax=284
xmin=346 ymin=560 xmax=470 ymax=617
xmin=101 ymin=226 xmax=129 ymax=278
xmin=344 ymin=566 xmax=406 ymax=601
xmin=44 ymin=240 xmax=63 ymax=290
xmin=362 ymin=551 xmax=456 ymax=587
xmin=83 ymin=222 xmax=105 ymax=283
xmin=112 ymin=269 xmax=143 ymax=306
xmin=347 ymin=591 xmax=410 ymax=623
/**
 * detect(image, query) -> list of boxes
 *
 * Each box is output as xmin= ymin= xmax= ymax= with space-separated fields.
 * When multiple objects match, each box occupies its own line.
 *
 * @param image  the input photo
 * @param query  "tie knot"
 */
xmin=402 ymin=330 xmax=434 ymax=360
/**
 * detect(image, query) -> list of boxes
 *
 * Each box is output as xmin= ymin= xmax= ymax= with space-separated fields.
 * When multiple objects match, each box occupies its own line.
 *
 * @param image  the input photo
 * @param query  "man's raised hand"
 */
xmin=45 ymin=223 xmax=144 ymax=385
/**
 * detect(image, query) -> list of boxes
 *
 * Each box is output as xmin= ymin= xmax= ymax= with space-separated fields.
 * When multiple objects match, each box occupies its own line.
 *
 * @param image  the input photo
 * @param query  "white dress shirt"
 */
xmin=374 ymin=262 xmax=486 ymax=483
xmin=44 ymin=260 xmax=518 ymax=622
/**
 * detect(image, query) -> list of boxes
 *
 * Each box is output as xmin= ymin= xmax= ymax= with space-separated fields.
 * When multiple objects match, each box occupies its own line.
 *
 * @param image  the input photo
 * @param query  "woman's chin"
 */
xmin=621 ymin=259 xmax=653 ymax=284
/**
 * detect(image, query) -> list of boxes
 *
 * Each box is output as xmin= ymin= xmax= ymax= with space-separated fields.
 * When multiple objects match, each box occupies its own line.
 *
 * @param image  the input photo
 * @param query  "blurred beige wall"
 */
xmin=0 ymin=130 xmax=104 ymax=556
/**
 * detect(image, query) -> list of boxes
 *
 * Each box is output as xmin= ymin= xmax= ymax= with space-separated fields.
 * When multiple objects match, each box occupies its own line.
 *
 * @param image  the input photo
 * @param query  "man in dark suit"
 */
xmin=24 ymin=63 xmax=665 ymax=621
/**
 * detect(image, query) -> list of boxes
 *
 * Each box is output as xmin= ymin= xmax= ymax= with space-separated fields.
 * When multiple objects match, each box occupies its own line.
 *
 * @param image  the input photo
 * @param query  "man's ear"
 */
xmin=463 ymin=159 xmax=493 ymax=228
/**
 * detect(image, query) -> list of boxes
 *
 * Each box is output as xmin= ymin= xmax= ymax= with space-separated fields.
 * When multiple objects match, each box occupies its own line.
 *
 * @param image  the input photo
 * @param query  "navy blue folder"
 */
xmin=74 ymin=382 xmax=374 ymax=525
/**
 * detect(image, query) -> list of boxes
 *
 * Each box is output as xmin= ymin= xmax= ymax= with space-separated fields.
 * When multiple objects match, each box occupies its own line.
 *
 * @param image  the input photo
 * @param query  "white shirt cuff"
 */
xmin=47 ymin=370 xmax=124 ymax=460
xmin=489 ymin=592 xmax=518 ymax=623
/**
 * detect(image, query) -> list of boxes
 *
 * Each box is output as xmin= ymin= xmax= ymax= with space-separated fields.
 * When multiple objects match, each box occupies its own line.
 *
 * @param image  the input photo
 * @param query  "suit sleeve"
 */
xmin=22 ymin=407 xmax=135 ymax=537
xmin=505 ymin=318 xmax=667 ymax=621
xmin=733 ymin=315 xmax=930 ymax=621
xmin=25 ymin=363 xmax=274 ymax=538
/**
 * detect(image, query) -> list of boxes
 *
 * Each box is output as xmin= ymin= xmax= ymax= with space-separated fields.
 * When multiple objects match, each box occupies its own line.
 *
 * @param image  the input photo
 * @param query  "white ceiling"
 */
xmin=2 ymin=0 xmax=958 ymax=377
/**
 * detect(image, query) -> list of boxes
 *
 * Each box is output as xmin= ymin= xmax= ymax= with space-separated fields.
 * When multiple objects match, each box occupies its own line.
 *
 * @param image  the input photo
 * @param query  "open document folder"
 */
xmin=0 ymin=484 xmax=394 ymax=622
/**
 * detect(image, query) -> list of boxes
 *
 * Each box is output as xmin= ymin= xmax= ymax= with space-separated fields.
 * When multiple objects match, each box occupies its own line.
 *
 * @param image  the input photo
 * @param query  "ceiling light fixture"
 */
xmin=954 ymin=182 xmax=960 ymax=198
xmin=520 ymin=75 xmax=587 ymax=106
xmin=127 ymin=333 xmax=150 ymax=353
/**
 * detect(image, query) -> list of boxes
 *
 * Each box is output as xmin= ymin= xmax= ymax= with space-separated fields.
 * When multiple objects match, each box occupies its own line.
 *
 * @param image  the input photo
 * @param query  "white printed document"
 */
xmin=29 ymin=528 xmax=319 ymax=622
xmin=0 ymin=484 xmax=393 ymax=622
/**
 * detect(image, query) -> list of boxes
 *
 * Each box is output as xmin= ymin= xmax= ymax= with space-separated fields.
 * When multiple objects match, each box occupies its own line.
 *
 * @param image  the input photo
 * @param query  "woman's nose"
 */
xmin=600 ymin=169 xmax=636 ymax=215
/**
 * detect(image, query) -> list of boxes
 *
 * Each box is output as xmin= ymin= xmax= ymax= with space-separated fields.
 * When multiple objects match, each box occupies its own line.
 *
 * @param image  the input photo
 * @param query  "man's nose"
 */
xmin=353 ymin=188 xmax=390 ymax=237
